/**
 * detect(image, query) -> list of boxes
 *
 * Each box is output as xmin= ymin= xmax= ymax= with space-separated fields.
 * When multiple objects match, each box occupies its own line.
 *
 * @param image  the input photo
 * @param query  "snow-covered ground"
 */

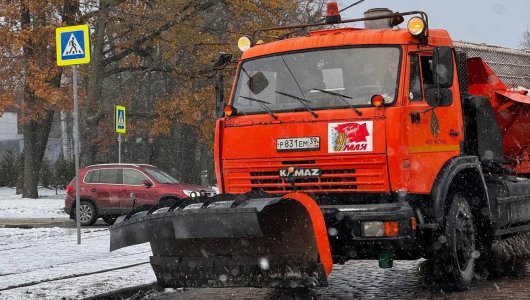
xmin=0 ymin=187 xmax=156 ymax=299
xmin=0 ymin=187 xmax=68 ymax=219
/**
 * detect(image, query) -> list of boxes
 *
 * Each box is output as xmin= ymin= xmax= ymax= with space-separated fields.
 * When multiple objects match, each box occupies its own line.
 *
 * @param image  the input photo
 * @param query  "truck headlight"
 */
xmin=361 ymin=221 xmax=400 ymax=237
xmin=361 ymin=221 xmax=385 ymax=237
xmin=238 ymin=36 xmax=254 ymax=52
xmin=407 ymin=17 xmax=426 ymax=36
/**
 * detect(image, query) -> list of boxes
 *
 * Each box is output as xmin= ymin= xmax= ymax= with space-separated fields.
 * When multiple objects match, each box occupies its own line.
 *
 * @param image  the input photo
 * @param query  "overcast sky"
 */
xmin=339 ymin=0 xmax=529 ymax=48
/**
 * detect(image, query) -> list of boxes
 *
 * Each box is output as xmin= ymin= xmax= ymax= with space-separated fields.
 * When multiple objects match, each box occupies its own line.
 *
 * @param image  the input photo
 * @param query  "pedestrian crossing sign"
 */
xmin=115 ymin=105 xmax=126 ymax=134
xmin=56 ymin=24 xmax=90 ymax=66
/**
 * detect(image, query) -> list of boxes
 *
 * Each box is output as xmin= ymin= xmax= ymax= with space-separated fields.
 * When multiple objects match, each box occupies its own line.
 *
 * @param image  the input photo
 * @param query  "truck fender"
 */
xmin=430 ymin=156 xmax=491 ymax=224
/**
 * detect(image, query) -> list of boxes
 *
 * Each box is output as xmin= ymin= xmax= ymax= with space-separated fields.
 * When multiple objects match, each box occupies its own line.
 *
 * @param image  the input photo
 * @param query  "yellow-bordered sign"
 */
xmin=115 ymin=105 xmax=126 ymax=134
xmin=56 ymin=24 xmax=91 ymax=66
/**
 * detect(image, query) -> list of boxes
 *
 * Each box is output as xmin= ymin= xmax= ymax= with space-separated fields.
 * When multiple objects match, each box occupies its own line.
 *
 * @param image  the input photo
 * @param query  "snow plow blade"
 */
xmin=109 ymin=192 xmax=332 ymax=288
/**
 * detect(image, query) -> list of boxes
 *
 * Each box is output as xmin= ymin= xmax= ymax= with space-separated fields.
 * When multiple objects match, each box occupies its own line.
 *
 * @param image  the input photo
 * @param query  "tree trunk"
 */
xmin=22 ymin=122 xmax=38 ymax=198
xmin=20 ymin=2 xmax=38 ymax=199
xmin=81 ymin=3 xmax=108 ymax=166
xmin=19 ymin=1 xmax=76 ymax=198
xmin=22 ymin=111 xmax=55 ymax=198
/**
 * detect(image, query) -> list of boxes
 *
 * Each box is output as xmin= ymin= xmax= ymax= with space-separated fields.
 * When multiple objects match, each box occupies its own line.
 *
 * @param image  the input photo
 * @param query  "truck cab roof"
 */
xmin=241 ymin=28 xmax=453 ymax=60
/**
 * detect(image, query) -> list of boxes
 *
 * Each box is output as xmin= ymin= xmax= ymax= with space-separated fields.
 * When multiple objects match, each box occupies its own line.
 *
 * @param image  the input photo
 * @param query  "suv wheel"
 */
xmin=78 ymin=201 xmax=97 ymax=226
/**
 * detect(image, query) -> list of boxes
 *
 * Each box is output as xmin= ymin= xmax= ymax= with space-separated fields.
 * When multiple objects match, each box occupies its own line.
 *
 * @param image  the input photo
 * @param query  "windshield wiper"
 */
xmin=239 ymin=96 xmax=278 ymax=120
xmin=275 ymin=91 xmax=318 ymax=118
xmin=313 ymin=88 xmax=362 ymax=116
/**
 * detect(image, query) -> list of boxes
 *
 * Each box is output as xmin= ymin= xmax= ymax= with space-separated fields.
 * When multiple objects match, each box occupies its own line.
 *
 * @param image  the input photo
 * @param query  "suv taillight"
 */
xmin=66 ymin=186 xmax=74 ymax=194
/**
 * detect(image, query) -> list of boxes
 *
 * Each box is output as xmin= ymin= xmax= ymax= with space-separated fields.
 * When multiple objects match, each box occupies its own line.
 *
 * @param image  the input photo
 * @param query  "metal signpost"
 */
xmin=115 ymin=105 xmax=126 ymax=163
xmin=56 ymin=24 xmax=91 ymax=244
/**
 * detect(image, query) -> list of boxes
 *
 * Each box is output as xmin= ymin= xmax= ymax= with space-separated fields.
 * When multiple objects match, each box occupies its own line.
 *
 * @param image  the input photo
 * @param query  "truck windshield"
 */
xmin=232 ymin=47 xmax=400 ymax=115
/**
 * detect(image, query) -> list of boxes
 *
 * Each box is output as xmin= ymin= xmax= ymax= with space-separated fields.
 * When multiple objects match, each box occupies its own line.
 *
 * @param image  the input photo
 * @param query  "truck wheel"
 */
xmin=445 ymin=193 xmax=476 ymax=290
xmin=78 ymin=201 xmax=97 ymax=226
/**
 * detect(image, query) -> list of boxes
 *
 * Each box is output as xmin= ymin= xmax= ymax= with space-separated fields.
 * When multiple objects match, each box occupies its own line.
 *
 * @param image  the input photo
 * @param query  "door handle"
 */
xmin=449 ymin=129 xmax=460 ymax=137
xmin=409 ymin=112 xmax=421 ymax=124
xmin=90 ymin=188 xmax=96 ymax=192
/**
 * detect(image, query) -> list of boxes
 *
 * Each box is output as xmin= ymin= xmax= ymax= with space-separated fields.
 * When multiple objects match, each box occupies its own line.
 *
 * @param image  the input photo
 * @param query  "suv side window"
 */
xmin=85 ymin=169 xmax=100 ymax=183
xmin=123 ymin=169 xmax=150 ymax=185
xmin=99 ymin=169 xmax=121 ymax=184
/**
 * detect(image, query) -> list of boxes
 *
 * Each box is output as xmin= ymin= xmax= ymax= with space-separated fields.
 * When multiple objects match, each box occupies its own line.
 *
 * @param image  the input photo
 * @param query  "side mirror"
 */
xmin=433 ymin=46 xmax=454 ymax=88
xmin=142 ymin=180 xmax=153 ymax=188
xmin=247 ymin=71 xmax=269 ymax=95
xmin=425 ymin=87 xmax=453 ymax=107
xmin=212 ymin=52 xmax=232 ymax=71
xmin=214 ymin=73 xmax=225 ymax=118
xmin=426 ymin=46 xmax=454 ymax=107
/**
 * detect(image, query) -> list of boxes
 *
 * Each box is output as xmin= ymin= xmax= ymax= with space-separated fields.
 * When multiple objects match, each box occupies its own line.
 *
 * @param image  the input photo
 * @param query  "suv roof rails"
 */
xmin=86 ymin=163 xmax=156 ymax=168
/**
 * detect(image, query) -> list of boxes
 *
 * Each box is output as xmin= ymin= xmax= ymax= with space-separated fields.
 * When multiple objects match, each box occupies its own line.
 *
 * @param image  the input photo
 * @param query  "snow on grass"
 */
xmin=0 ymin=187 xmax=157 ymax=299
xmin=0 ymin=227 xmax=155 ymax=300
xmin=0 ymin=187 xmax=68 ymax=219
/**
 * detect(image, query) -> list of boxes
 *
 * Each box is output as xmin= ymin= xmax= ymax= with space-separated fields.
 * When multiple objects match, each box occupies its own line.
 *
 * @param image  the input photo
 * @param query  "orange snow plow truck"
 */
xmin=110 ymin=3 xmax=530 ymax=290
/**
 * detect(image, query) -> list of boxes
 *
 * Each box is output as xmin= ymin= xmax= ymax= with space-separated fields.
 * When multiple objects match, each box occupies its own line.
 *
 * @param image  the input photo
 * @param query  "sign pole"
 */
xmin=115 ymin=105 xmax=126 ymax=162
xmin=118 ymin=133 xmax=121 ymax=163
xmin=72 ymin=65 xmax=81 ymax=244
xmin=56 ymin=24 xmax=90 ymax=245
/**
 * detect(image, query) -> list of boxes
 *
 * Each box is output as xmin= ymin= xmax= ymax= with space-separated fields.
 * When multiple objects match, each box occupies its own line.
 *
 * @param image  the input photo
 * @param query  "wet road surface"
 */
xmin=143 ymin=260 xmax=530 ymax=299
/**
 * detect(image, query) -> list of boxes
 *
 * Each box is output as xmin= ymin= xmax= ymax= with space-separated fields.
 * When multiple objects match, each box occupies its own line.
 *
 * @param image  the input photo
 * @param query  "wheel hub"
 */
xmin=80 ymin=205 xmax=92 ymax=223
xmin=455 ymin=209 xmax=475 ymax=271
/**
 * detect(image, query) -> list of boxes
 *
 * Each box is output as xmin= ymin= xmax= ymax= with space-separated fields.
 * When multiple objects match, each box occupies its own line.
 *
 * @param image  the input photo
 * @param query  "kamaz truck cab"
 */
xmin=215 ymin=5 xmax=460 ymax=276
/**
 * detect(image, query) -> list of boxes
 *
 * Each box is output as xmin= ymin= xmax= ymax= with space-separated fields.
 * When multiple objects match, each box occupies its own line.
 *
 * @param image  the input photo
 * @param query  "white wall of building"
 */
xmin=0 ymin=112 xmax=22 ymax=141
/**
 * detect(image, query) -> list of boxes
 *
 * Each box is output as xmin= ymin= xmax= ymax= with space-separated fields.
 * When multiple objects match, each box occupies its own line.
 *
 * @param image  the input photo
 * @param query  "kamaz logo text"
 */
xmin=279 ymin=168 xmax=321 ymax=178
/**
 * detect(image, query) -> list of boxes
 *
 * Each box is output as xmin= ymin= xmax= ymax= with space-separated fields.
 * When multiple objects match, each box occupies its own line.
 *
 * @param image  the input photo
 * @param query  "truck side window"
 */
xmin=420 ymin=56 xmax=434 ymax=88
xmin=409 ymin=55 xmax=422 ymax=101
xmin=408 ymin=54 xmax=434 ymax=101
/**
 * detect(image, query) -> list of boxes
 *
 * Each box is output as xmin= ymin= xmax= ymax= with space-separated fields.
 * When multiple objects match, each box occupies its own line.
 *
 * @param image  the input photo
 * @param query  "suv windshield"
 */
xmin=144 ymin=168 xmax=179 ymax=184
xmin=232 ymin=47 xmax=400 ymax=115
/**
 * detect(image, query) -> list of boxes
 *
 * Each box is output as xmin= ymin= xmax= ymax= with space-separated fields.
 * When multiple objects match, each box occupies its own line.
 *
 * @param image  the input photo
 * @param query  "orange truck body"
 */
xmin=215 ymin=28 xmax=529 ymax=196
xmin=211 ymin=10 xmax=530 ymax=287
xmin=110 ymin=8 xmax=530 ymax=290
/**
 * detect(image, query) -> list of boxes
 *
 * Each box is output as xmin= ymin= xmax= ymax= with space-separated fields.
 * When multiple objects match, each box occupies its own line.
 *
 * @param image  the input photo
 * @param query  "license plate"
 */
xmin=277 ymin=137 xmax=320 ymax=151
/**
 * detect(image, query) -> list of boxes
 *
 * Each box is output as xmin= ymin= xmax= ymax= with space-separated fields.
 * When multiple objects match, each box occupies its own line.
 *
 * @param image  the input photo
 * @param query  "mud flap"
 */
xmin=110 ymin=192 xmax=332 ymax=288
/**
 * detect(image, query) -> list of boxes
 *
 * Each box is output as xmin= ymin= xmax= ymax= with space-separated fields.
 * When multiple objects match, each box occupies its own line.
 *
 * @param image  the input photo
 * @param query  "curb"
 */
xmin=83 ymin=282 xmax=162 ymax=300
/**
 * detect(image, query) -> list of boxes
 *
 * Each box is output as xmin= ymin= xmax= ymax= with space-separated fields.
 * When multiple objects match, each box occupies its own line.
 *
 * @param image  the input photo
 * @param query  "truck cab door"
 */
xmin=403 ymin=51 xmax=463 ymax=193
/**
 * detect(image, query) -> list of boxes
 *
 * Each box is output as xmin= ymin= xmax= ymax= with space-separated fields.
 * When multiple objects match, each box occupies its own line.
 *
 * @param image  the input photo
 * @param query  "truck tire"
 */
xmin=444 ymin=192 xmax=476 ymax=290
xmin=78 ymin=201 xmax=98 ymax=226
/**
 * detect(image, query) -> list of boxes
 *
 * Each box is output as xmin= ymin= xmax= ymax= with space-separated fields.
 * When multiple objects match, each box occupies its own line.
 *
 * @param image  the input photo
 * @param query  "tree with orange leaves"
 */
xmin=0 ymin=0 xmax=325 ymax=195
xmin=77 ymin=0 xmax=324 ymax=180
xmin=0 ymin=0 xmax=78 ymax=198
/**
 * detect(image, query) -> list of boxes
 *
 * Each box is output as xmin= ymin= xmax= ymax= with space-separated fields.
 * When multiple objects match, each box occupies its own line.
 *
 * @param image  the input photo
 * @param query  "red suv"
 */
xmin=64 ymin=164 xmax=215 ymax=226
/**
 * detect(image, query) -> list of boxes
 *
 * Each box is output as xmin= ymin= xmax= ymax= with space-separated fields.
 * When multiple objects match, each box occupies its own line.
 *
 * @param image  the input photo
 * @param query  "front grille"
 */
xmin=223 ymin=155 xmax=388 ymax=194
